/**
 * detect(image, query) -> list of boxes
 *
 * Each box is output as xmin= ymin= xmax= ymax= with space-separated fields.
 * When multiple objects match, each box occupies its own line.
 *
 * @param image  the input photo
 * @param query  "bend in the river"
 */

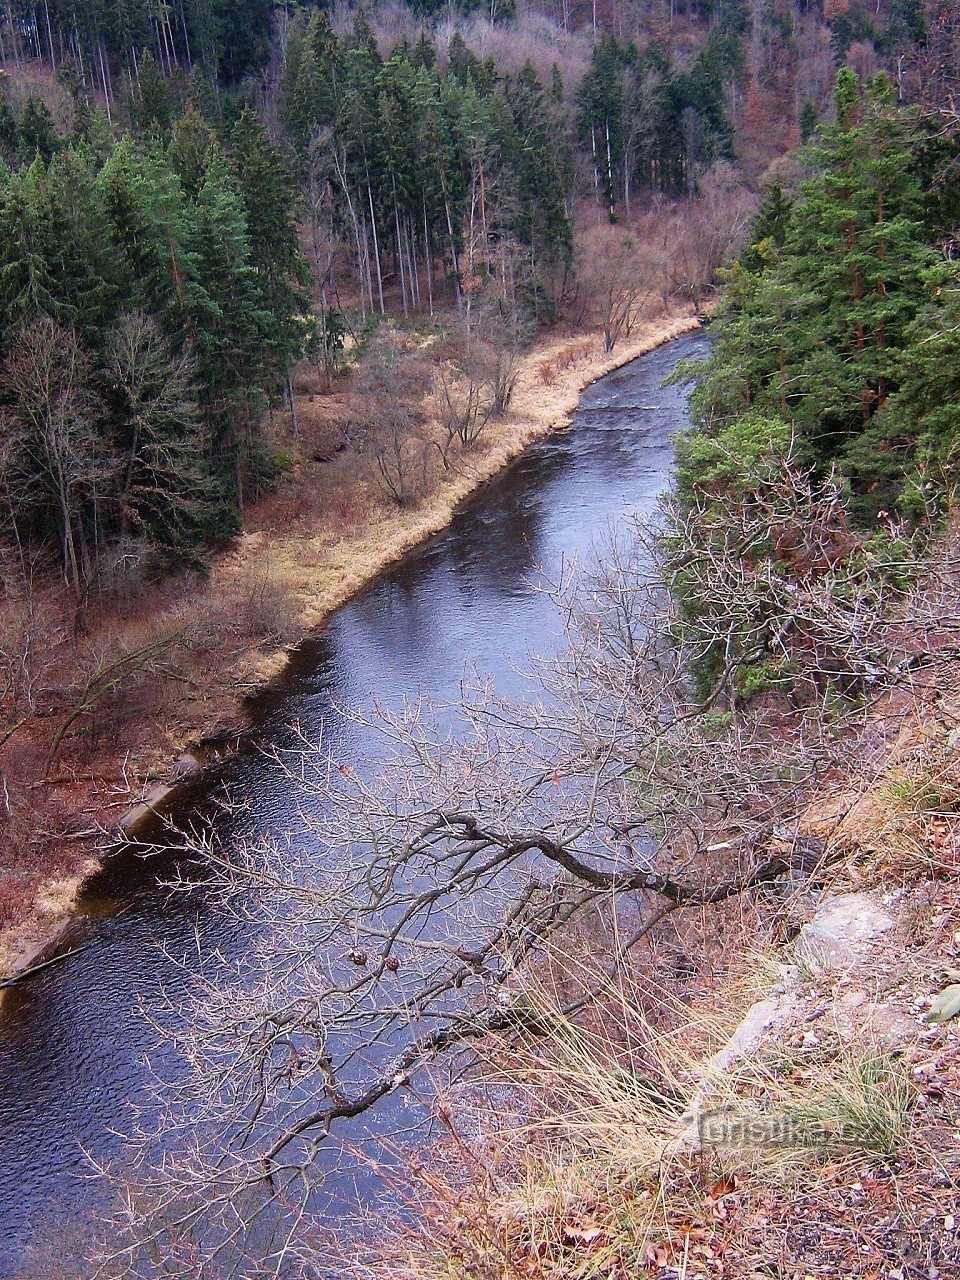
xmin=0 ymin=329 xmax=709 ymax=1274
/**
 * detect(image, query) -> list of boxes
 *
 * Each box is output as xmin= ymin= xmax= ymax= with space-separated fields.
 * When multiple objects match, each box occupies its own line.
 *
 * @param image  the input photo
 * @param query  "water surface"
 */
xmin=0 ymin=330 xmax=708 ymax=1272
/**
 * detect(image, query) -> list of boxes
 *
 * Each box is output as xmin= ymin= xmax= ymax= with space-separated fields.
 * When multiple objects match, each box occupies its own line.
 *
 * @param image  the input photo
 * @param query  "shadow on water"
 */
xmin=0 ymin=330 xmax=709 ymax=1272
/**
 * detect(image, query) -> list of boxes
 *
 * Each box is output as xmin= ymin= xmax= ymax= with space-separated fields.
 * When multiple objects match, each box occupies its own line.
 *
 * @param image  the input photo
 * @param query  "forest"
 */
xmin=0 ymin=1 xmax=754 ymax=588
xmin=2 ymin=0 xmax=960 ymax=1276
xmin=0 ymin=0 xmax=952 ymax=590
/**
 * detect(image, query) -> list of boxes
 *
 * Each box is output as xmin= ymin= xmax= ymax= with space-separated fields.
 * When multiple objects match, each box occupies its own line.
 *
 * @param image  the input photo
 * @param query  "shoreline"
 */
xmin=0 ymin=308 xmax=701 ymax=986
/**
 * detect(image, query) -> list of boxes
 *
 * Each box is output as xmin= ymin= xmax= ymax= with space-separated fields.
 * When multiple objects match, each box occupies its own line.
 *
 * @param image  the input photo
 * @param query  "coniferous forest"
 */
xmin=2 ymin=0 xmax=957 ymax=588
xmin=0 ymin=0 xmax=757 ymax=590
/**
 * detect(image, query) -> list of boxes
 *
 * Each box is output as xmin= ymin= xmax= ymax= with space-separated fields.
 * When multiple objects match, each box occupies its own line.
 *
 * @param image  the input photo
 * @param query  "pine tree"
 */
xmin=17 ymin=96 xmax=59 ymax=162
xmin=685 ymin=70 xmax=949 ymax=519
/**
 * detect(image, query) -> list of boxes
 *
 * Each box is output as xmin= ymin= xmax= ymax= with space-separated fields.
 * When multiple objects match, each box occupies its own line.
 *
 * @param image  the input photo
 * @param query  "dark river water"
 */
xmin=0 ymin=329 xmax=708 ymax=1275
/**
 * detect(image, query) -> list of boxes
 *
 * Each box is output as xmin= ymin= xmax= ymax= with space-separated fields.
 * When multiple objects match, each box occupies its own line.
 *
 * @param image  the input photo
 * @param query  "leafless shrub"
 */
xmin=659 ymin=164 xmax=756 ymax=307
xmin=46 ymin=631 xmax=181 ymax=768
xmin=537 ymin=339 xmax=596 ymax=386
xmin=82 ymin=542 xmax=919 ymax=1269
xmin=355 ymin=329 xmax=432 ymax=507
xmin=478 ymin=304 xmax=534 ymax=417
xmin=435 ymin=355 xmax=495 ymax=466
xmin=658 ymin=450 xmax=954 ymax=708
xmin=578 ymin=222 xmax=660 ymax=352
xmin=229 ymin=570 xmax=296 ymax=645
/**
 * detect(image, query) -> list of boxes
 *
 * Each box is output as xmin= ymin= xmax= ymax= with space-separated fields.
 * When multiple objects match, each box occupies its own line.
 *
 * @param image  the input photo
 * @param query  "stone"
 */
xmin=795 ymin=891 xmax=895 ymax=971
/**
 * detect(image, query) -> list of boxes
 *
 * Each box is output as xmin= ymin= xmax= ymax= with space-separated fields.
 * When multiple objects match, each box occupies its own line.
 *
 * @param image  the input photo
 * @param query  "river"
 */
xmin=0 ymin=329 xmax=708 ymax=1275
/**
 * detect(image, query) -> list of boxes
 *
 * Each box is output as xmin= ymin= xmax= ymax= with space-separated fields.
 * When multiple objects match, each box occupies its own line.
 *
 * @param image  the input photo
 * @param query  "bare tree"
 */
xmin=434 ymin=350 xmax=495 ymax=466
xmin=107 ymin=311 xmax=210 ymax=547
xmin=0 ymin=316 xmax=109 ymax=592
xmin=661 ymin=448 xmax=948 ymax=708
xmin=355 ymin=329 xmax=431 ymax=507
xmin=79 ymin=459 xmax=960 ymax=1278
xmin=477 ymin=300 xmax=533 ymax=418
xmin=663 ymin=163 xmax=756 ymax=307
xmin=578 ymin=223 xmax=659 ymax=353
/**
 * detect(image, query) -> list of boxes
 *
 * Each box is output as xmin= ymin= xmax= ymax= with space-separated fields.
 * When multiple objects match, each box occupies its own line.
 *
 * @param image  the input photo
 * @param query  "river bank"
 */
xmin=0 ymin=306 xmax=701 ymax=982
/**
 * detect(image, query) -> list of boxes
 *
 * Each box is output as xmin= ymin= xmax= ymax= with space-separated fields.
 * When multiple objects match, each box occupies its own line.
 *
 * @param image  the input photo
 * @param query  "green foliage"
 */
xmin=306 ymin=306 xmax=346 ymax=379
xmin=737 ymin=658 xmax=790 ymax=701
xmin=0 ymin=109 xmax=307 ymax=583
xmin=229 ymin=108 xmax=308 ymax=379
xmin=675 ymin=412 xmax=794 ymax=503
xmin=683 ymin=70 xmax=960 ymax=521
xmin=17 ymin=96 xmax=58 ymax=162
xmin=799 ymin=101 xmax=818 ymax=142
xmin=128 ymin=50 xmax=171 ymax=138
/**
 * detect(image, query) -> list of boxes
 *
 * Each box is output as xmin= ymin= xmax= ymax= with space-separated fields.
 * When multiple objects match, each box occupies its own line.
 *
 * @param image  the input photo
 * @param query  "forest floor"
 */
xmin=0 ymin=305 xmax=700 ymax=981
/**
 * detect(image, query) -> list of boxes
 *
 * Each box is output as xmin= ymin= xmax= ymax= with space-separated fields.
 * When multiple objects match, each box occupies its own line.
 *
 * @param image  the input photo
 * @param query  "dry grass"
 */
xmin=351 ymin=936 xmax=956 ymax=1280
xmin=798 ymin=702 xmax=960 ymax=896
xmin=0 ymin=307 xmax=699 ymax=976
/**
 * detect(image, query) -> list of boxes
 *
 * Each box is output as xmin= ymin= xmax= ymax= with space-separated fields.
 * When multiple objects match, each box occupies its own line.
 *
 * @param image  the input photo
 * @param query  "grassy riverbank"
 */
xmin=0 ymin=307 xmax=700 ymax=980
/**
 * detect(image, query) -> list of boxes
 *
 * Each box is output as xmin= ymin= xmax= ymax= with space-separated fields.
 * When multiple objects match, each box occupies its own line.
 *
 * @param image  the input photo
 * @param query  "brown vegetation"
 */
xmin=332 ymin=532 xmax=960 ymax=1280
xmin=0 ymin=305 xmax=701 ymax=978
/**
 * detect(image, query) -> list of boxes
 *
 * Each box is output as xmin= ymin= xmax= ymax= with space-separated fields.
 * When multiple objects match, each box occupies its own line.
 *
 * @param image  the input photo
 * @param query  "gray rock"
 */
xmin=795 ymin=891 xmax=895 ymax=972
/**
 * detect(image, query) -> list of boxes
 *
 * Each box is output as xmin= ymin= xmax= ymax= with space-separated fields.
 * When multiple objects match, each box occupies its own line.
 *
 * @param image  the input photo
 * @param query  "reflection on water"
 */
xmin=0 ymin=331 xmax=708 ymax=1271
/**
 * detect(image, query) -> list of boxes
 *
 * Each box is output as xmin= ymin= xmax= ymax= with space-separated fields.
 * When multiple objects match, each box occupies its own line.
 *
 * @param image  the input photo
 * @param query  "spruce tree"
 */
xmin=105 ymin=308 xmax=226 ymax=548
xmin=168 ymin=105 xmax=216 ymax=200
xmin=228 ymin=107 xmax=306 ymax=398
xmin=17 ymin=96 xmax=58 ymax=163
xmin=186 ymin=143 xmax=272 ymax=504
xmin=685 ymin=69 xmax=950 ymax=519
xmin=130 ymin=50 xmax=172 ymax=138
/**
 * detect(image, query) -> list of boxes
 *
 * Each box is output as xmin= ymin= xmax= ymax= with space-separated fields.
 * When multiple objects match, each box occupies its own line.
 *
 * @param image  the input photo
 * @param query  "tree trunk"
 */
xmin=287 ymin=370 xmax=299 ymax=438
xmin=423 ymin=200 xmax=435 ymax=316
xmin=393 ymin=192 xmax=409 ymax=318
xmin=367 ymin=181 xmax=385 ymax=315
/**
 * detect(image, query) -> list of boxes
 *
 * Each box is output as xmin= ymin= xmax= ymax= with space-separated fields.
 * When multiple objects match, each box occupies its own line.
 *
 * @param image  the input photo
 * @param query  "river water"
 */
xmin=0 ymin=330 xmax=708 ymax=1274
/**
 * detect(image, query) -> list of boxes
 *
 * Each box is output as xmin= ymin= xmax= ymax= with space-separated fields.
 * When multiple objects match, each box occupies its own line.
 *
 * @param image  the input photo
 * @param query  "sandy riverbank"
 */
xmin=0 ymin=307 xmax=701 ymax=982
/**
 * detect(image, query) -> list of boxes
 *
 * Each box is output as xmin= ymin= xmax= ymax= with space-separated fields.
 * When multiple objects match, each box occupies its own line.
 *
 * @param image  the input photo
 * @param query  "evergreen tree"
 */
xmin=684 ymin=70 xmax=952 ymax=519
xmin=168 ymin=105 xmax=216 ymax=200
xmin=228 ymin=107 xmax=306 ymax=395
xmin=130 ymin=49 xmax=171 ymax=138
xmin=105 ymin=308 xmax=226 ymax=548
xmin=17 ymin=96 xmax=59 ymax=163
xmin=186 ymin=143 xmax=273 ymax=504
xmin=0 ymin=88 xmax=18 ymax=164
xmin=97 ymin=139 xmax=194 ymax=334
